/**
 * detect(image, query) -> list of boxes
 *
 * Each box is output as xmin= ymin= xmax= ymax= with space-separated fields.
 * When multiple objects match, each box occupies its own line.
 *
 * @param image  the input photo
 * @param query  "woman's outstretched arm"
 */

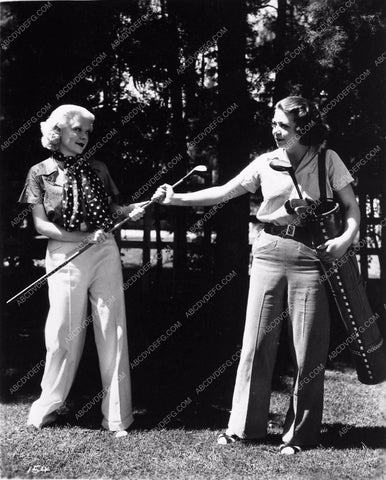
xmin=152 ymin=175 xmax=248 ymax=207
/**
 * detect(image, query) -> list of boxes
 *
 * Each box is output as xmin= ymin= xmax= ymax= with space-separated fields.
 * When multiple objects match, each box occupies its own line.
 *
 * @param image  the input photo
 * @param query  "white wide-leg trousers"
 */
xmin=27 ymin=236 xmax=133 ymax=431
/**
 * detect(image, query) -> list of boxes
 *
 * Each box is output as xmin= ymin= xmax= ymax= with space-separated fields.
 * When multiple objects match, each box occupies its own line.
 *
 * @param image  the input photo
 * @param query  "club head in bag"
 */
xmin=269 ymin=158 xmax=303 ymax=199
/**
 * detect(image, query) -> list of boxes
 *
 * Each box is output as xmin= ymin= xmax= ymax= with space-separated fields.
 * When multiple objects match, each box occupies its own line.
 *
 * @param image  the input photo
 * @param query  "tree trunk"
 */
xmin=273 ymin=0 xmax=287 ymax=103
xmin=215 ymin=0 xmax=250 ymax=344
xmin=166 ymin=0 xmax=188 ymax=298
xmin=380 ymin=154 xmax=386 ymax=322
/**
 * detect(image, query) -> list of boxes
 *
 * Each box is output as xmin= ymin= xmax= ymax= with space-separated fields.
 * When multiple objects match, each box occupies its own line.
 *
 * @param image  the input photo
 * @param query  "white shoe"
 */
xmin=279 ymin=444 xmax=302 ymax=455
xmin=27 ymin=412 xmax=58 ymax=429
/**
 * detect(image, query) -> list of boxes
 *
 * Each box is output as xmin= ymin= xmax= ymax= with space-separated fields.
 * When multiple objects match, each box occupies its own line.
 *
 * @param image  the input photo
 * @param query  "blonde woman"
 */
xmin=19 ymin=105 xmax=144 ymax=435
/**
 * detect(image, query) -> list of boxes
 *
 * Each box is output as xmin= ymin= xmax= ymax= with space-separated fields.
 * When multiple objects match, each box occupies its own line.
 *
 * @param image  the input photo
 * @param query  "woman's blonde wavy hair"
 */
xmin=40 ymin=105 xmax=95 ymax=151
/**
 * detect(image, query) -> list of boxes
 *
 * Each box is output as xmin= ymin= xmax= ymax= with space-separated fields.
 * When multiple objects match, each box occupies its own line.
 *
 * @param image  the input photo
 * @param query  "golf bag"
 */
xmin=305 ymin=149 xmax=386 ymax=385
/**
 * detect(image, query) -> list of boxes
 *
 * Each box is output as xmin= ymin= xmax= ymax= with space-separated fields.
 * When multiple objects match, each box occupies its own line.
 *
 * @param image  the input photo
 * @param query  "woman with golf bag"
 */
xmin=19 ymin=105 xmax=145 ymax=435
xmin=152 ymin=96 xmax=360 ymax=454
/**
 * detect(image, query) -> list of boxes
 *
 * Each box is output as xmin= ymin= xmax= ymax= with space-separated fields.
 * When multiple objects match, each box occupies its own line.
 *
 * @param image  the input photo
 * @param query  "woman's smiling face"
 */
xmin=271 ymin=108 xmax=300 ymax=151
xmin=58 ymin=114 xmax=93 ymax=157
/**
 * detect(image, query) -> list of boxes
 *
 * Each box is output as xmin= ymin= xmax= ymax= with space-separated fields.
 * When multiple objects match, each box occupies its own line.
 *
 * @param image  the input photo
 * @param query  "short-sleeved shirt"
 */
xmin=18 ymin=157 xmax=119 ymax=228
xmin=235 ymin=147 xmax=354 ymax=226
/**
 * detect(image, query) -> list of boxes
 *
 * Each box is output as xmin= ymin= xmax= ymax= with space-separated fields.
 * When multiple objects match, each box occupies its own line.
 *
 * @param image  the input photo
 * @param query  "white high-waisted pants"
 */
xmin=27 ymin=236 xmax=133 ymax=431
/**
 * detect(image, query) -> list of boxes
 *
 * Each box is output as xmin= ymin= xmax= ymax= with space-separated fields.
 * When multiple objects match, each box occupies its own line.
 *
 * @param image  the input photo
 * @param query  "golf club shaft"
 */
xmin=171 ymin=169 xmax=197 ymax=189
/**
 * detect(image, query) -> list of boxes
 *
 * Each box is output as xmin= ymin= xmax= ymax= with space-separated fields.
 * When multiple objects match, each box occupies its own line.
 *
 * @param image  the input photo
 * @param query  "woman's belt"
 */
xmin=264 ymin=223 xmax=311 ymax=243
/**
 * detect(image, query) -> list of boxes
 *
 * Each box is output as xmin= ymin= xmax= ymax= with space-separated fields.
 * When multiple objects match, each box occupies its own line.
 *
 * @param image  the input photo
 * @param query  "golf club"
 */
xmin=269 ymin=158 xmax=303 ymax=199
xmin=139 ymin=164 xmax=207 ymax=208
xmin=172 ymin=165 xmax=207 ymax=189
xmin=6 ymin=164 xmax=208 ymax=305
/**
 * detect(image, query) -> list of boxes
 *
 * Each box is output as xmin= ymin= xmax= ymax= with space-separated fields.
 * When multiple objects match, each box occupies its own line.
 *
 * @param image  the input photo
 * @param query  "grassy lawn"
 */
xmin=1 ymin=367 xmax=385 ymax=480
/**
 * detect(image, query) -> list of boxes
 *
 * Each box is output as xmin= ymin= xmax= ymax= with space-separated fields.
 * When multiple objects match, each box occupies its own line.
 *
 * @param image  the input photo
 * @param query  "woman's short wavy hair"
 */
xmin=40 ymin=105 xmax=95 ymax=151
xmin=275 ymin=96 xmax=329 ymax=146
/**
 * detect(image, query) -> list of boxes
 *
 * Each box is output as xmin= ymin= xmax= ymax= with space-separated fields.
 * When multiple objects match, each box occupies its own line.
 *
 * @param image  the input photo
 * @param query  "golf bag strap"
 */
xmin=318 ymin=147 xmax=327 ymax=202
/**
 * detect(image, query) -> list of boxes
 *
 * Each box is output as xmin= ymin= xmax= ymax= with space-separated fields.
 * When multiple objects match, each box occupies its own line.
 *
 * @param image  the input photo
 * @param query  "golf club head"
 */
xmin=192 ymin=165 xmax=208 ymax=173
xmin=269 ymin=158 xmax=292 ymax=172
xmin=172 ymin=165 xmax=208 ymax=188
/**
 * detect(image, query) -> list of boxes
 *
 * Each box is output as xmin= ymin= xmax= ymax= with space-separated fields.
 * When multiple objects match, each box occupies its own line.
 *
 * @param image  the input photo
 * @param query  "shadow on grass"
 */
xmin=132 ymin=408 xmax=386 ymax=450
xmin=321 ymin=423 xmax=386 ymax=449
xmin=3 ymin=389 xmax=385 ymax=453
xmin=44 ymin=399 xmax=234 ymax=432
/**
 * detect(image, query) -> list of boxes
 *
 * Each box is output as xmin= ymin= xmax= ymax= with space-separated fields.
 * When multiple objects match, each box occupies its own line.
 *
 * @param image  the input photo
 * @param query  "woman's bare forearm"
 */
xmin=169 ymin=183 xmax=247 ymax=207
xmin=335 ymin=184 xmax=360 ymax=245
xmin=32 ymin=204 xmax=95 ymax=242
xmin=340 ymin=203 xmax=360 ymax=244
xmin=34 ymin=219 xmax=90 ymax=242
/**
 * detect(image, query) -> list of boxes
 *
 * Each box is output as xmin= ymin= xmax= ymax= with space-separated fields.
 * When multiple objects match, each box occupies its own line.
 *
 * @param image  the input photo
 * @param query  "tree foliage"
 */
xmin=1 ymin=0 xmax=384 ymax=288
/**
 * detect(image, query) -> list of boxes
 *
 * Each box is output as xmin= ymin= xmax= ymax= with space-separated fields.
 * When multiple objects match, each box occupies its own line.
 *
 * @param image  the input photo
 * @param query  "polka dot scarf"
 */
xmin=53 ymin=151 xmax=114 ymax=232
